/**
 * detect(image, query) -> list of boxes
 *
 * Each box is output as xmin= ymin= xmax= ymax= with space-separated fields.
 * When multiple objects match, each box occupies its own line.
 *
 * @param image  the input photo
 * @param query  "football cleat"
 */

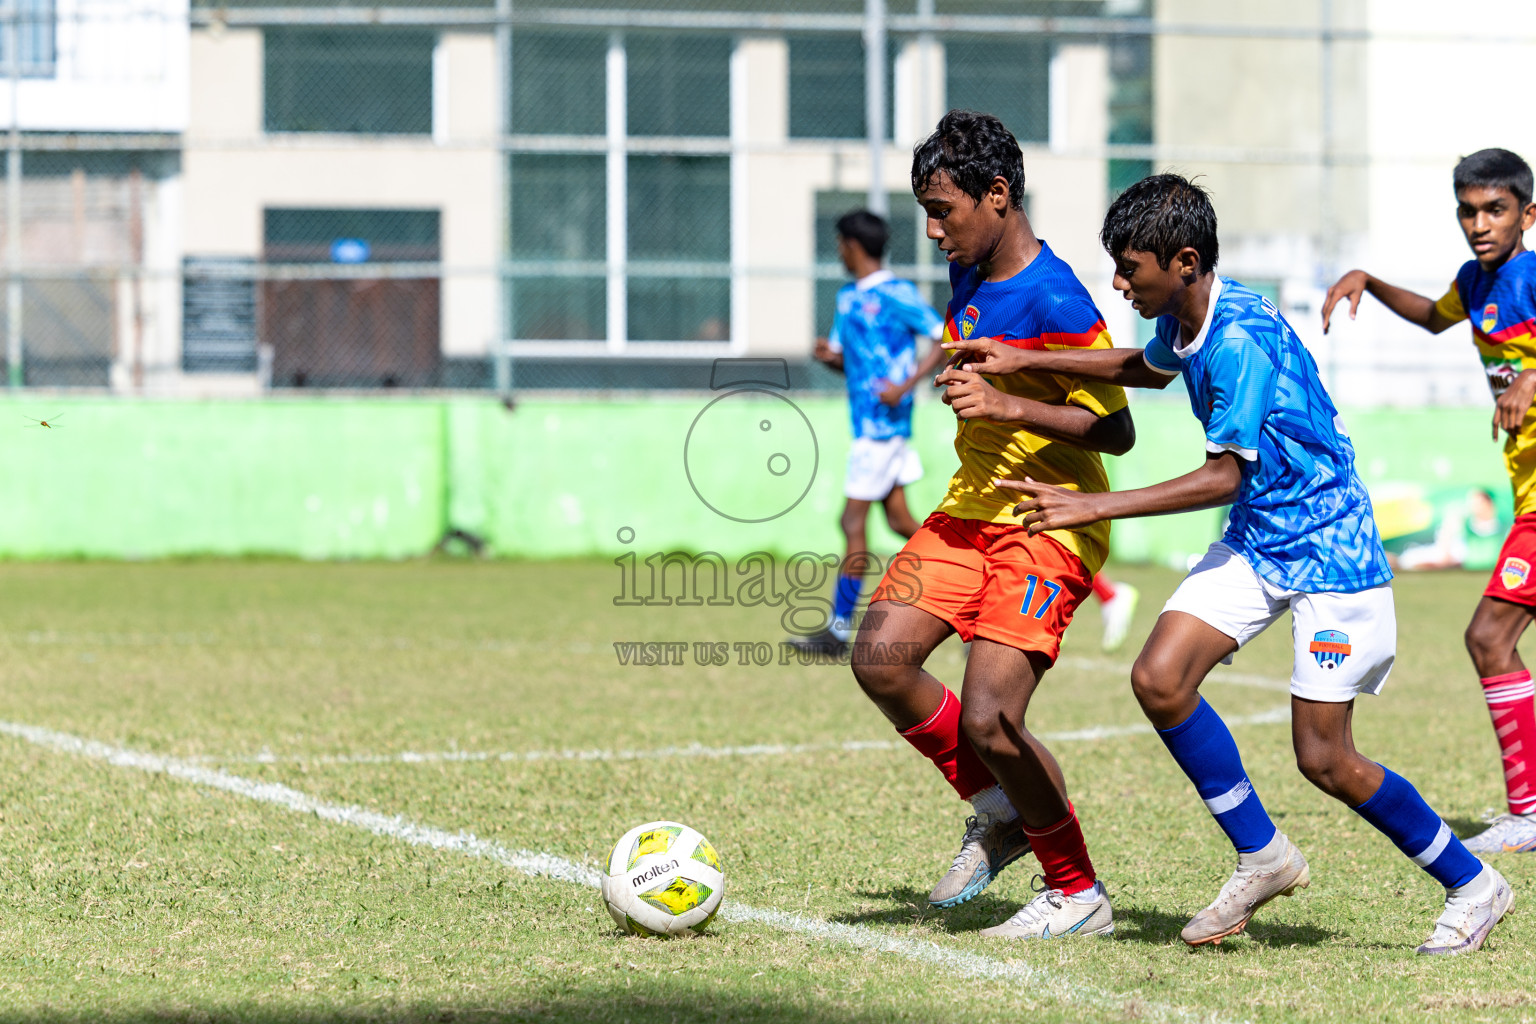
xmin=1417 ymin=865 xmax=1513 ymax=955
xmin=1099 ymin=582 xmax=1140 ymax=653
xmin=927 ymin=812 xmax=1030 ymax=908
xmin=979 ymin=878 xmax=1114 ymax=939
xmin=1462 ymin=813 xmax=1536 ymax=854
xmin=1182 ymin=833 xmax=1310 ymax=946
xmin=781 ymin=629 xmax=848 ymax=658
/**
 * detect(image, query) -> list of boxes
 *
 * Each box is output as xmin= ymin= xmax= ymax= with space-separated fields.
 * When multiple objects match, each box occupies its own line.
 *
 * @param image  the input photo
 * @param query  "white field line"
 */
xmin=0 ymin=718 xmax=1238 ymax=1024
xmin=193 ymin=707 xmax=1292 ymax=767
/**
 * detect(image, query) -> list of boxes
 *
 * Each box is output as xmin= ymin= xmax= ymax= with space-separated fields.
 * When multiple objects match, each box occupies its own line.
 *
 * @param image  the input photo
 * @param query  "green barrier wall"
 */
xmin=0 ymin=397 xmax=1512 ymax=564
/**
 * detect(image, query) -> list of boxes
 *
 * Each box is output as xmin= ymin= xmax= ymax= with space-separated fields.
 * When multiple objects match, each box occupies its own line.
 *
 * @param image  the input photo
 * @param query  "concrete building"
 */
xmin=2 ymin=0 xmax=1524 ymax=398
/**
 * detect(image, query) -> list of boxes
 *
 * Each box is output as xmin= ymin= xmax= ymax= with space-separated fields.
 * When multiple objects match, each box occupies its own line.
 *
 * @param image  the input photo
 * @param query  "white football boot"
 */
xmin=1181 ymin=832 xmax=1310 ymax=946
xmin=1099 ymin=583 xmax=1140 ymax=653
xmin=979 ymin=878 xmax=1114 ymax=940
xmin=1463 ymin=813 xmax=1536 ymax=854
xmin=1417 ymin=864 xmax=1514 ymax=955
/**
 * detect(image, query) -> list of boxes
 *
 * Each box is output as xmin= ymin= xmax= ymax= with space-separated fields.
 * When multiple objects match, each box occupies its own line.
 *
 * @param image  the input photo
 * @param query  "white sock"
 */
xmin=969 ymin=784 xmax=1017 ymax=822
xmin=1069 ymin=881 xmax=1105 ymax=903
xmin=1238 ymin=829 xmax=1288 ymax=870
xmin=1449 ymin=863 xmax=1494 ymax=900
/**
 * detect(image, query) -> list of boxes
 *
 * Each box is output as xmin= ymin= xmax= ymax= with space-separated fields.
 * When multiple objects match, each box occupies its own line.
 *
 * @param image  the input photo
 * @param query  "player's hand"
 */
xmin=877 ymin=380 xmax=907 ymax=406
xmin=934 ymin=367 xmax=1017 ymax=421
xmin=1321 ymin=270 xmax=1369 ymax=334
xmin=995 ymin=477 xmax=1103 ymax=534
xmin=940 ymin=336 xmax=1030 ymax=375
xmin=1495 ymin=369 xmax=1536 ymax=438
xmin=813 ymin=337 xmax=837 ymax=364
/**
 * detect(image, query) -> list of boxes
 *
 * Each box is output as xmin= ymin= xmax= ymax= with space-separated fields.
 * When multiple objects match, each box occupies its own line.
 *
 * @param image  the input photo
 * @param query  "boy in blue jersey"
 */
xmin=1323 ymin=149 xmax=1536 ymax=854
xmin=944 ymin=174 xmax=1512 ymax=955
xmin=792 ymin=210 xmax=948 ymax=655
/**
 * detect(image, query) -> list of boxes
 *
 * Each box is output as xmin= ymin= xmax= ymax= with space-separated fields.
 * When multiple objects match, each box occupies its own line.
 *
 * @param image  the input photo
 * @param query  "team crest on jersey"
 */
xmin=1483 ymin=303 xmax=1499 ymax=332
xmin=1502 ymin=556 xmax=1531 ymax=591
xmin=1309 ymin=630 xmax=1352 ymax=670
xmin=960 ymin=304 xmax=981 ymax=339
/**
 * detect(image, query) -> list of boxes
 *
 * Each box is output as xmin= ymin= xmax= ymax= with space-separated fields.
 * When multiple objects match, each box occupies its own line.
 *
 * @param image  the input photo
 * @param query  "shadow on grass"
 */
xmin=0 ymin=992 xmax=910 ymax=1024
xmin=827 ymin=885 xmax=1025 ymax=933
xmin=1113 ymin=905 xmax=1341 ymax=948
xmin=1445 ymin=815 xmax=1493 ymax=840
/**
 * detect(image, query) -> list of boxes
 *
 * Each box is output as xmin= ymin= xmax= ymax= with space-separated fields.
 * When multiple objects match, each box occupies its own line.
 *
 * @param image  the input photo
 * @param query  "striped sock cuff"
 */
xmin=1021 ymin=802 xmax=1078 ymax=839
xmin=900 ymin=688 xmax=954 ymax=736
xmin=1482 ymin=670 xmax=1535 ymax=705
xmin=1202 ymin=778 xmax=1255 ymax=816
xmin=1410 ymin=821 xmax=1453 ymax=868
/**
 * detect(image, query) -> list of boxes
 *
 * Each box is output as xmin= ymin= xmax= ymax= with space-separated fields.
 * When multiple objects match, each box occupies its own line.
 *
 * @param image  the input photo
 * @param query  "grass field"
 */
xmin=0 ymin=559 xmax=1533 ymax=1023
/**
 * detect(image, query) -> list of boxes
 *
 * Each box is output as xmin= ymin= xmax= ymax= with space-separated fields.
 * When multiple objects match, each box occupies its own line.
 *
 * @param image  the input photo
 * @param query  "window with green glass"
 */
xmin=788 ymin=36 xmax=896 ymax=140
xmin=508 ymin=154 xmax=607 ymax=340
xmin=626 ymin=35 xmax=730 ymax=137
xmin=265 ymin=28 xmax=434 ymax=134
xmin=511 ymin=31 xmax=607 ymax=135
xmin=627 ymin=155 xmax=730 ymax=341
xmin=944 ymin=38 xmax=1051 ymax=144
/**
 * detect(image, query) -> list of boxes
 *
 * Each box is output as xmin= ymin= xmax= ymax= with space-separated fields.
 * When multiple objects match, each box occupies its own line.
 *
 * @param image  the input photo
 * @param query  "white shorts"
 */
xmin=1163 ymin=542 xmax=1396 ymax=703
xmin=844 ymin=436 xmax=923 ymax=502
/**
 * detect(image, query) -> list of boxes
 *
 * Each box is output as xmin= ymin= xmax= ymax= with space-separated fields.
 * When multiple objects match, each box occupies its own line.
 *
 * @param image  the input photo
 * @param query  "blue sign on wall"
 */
xmin=330 ymin=238 xmax=371 ymax=264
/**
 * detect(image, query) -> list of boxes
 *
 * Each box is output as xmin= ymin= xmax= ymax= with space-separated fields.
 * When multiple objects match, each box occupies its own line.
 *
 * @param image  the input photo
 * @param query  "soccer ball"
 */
xmin=601 ymin=820 xmax=724 ymax=937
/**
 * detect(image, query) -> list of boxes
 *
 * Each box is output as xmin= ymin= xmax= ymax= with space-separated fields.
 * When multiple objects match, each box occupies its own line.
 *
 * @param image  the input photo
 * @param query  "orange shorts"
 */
xmin=869 ymin=511 xmax=1093 ymax=661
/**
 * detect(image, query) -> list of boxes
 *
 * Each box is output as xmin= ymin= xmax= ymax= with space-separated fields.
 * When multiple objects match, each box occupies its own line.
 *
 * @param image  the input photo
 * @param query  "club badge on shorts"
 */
xmin=1501 ymin=556 xmax=1531 ymax=591
xmin=1310 ymin=629 xmax=1352 ymax=670
xmin=960 ymin=304 xmax=981 ymax=339
xmin=1483 ymin=303 xmax=1499 ymax=332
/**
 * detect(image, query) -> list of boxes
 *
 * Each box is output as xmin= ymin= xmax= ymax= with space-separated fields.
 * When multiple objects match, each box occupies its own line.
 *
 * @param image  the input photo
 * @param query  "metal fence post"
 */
xmin=494 ymin=0 xmax=512 ymax=394
xmin=864 ymin=0 xmax=887 ymax=217
xmin=6 ymin=0 xmax=21 ymax=389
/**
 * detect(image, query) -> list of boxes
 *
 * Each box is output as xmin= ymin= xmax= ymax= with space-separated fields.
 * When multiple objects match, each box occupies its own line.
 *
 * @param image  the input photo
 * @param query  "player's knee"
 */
xmin=958 ymin=700 xmax=1013 ymax=759
xmin=850 ymin=646 xmax=905 ymax=700
xmin=1130 ymin=652 xmax=1186 ymax=718
xmin=1463 ymin=616 xmax=1505 ymax=668
xmin=1294 ymin=745 xmax=1349 ymax=796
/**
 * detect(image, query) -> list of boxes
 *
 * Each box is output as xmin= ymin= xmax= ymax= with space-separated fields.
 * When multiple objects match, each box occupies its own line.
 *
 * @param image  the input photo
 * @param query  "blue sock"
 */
xmin=1157 ymin=698 xmax=1278 ymax=853
xmin=831 ymin=574 xmax=863 ymax=631
xmin=1353 ymin=767 xmax=1483 ymax=889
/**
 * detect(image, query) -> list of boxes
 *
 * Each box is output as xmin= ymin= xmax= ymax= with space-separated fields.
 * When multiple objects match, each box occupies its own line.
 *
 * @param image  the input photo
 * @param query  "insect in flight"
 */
xmin=23 ymin=414 xmax=63 ymax=428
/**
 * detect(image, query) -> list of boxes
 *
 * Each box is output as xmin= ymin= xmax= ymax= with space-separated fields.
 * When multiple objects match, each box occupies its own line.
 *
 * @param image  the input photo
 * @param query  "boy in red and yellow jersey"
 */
xmin=1325 ymin=147 xmax=1536 ymax=853
xmin=850 ymin=109 xmax=1133 ymax=940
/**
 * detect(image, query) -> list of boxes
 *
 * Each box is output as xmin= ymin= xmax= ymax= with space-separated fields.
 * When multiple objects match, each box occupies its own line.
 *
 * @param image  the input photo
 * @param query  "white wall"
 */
xmin=0 ymin=0 xmax=188 ymax=133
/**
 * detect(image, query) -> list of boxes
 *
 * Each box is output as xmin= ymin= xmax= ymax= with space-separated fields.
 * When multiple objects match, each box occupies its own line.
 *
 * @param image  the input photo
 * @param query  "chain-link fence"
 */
xmin=0 ymin=2 xmax=1528 ymax=400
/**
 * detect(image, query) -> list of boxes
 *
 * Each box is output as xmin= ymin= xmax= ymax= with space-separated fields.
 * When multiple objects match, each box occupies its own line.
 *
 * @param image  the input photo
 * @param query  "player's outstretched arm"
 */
xmin=935 ymin=366 xmax=1134 ymax=455
xmin=941 ymin=337 xmax=1175 ymax=390
xmin=1322 ymin=269 xmax=1457 ymax=335
xmin=996 ymin=451 xmax=1243 ymax=534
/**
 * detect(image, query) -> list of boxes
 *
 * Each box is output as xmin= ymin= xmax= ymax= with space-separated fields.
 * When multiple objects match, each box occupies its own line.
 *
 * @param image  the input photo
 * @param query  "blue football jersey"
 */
xmin=1144 ymin=277 xmax=1393 ymax=593
xmin=828 ymin=270 xmax=943 ymax=440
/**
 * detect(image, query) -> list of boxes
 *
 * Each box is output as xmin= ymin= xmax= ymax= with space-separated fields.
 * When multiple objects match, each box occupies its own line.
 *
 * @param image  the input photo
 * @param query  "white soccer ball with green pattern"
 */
xmin=601 ymin=820 xmax=724 ymax=937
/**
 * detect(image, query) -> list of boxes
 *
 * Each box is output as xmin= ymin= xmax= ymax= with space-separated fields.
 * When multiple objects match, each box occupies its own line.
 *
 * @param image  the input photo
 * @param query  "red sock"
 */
xmin=1023 ymin=804 xmax=1096 ymax=895
xmin=898 ymin=687 xmax=995 ymax=800
xmin=1482 ymin=671 xmax=1536 ymax=815
xmin=1090 ymin=575 xmax=1117 ymax=603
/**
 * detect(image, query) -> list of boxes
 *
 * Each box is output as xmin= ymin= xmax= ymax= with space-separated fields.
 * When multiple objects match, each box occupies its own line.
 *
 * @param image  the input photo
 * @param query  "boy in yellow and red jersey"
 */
xmin=850 ymin=109 xmax=1134 ymax=940
xmin=1324 ymin=148 xmax=1536 ymax=853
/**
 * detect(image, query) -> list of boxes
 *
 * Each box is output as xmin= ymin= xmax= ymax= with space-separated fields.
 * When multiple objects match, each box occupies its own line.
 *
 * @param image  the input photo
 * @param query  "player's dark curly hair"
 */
xmin=1454 ymin=148 xmax=1533 ymax=207
xmin=910 ymin=109 xmax=1025 ymax=209
xmin=835 ymin=209 xmax=889 ymax=260
xmin=1099 ymin=173 xmax=1219 ymax=274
